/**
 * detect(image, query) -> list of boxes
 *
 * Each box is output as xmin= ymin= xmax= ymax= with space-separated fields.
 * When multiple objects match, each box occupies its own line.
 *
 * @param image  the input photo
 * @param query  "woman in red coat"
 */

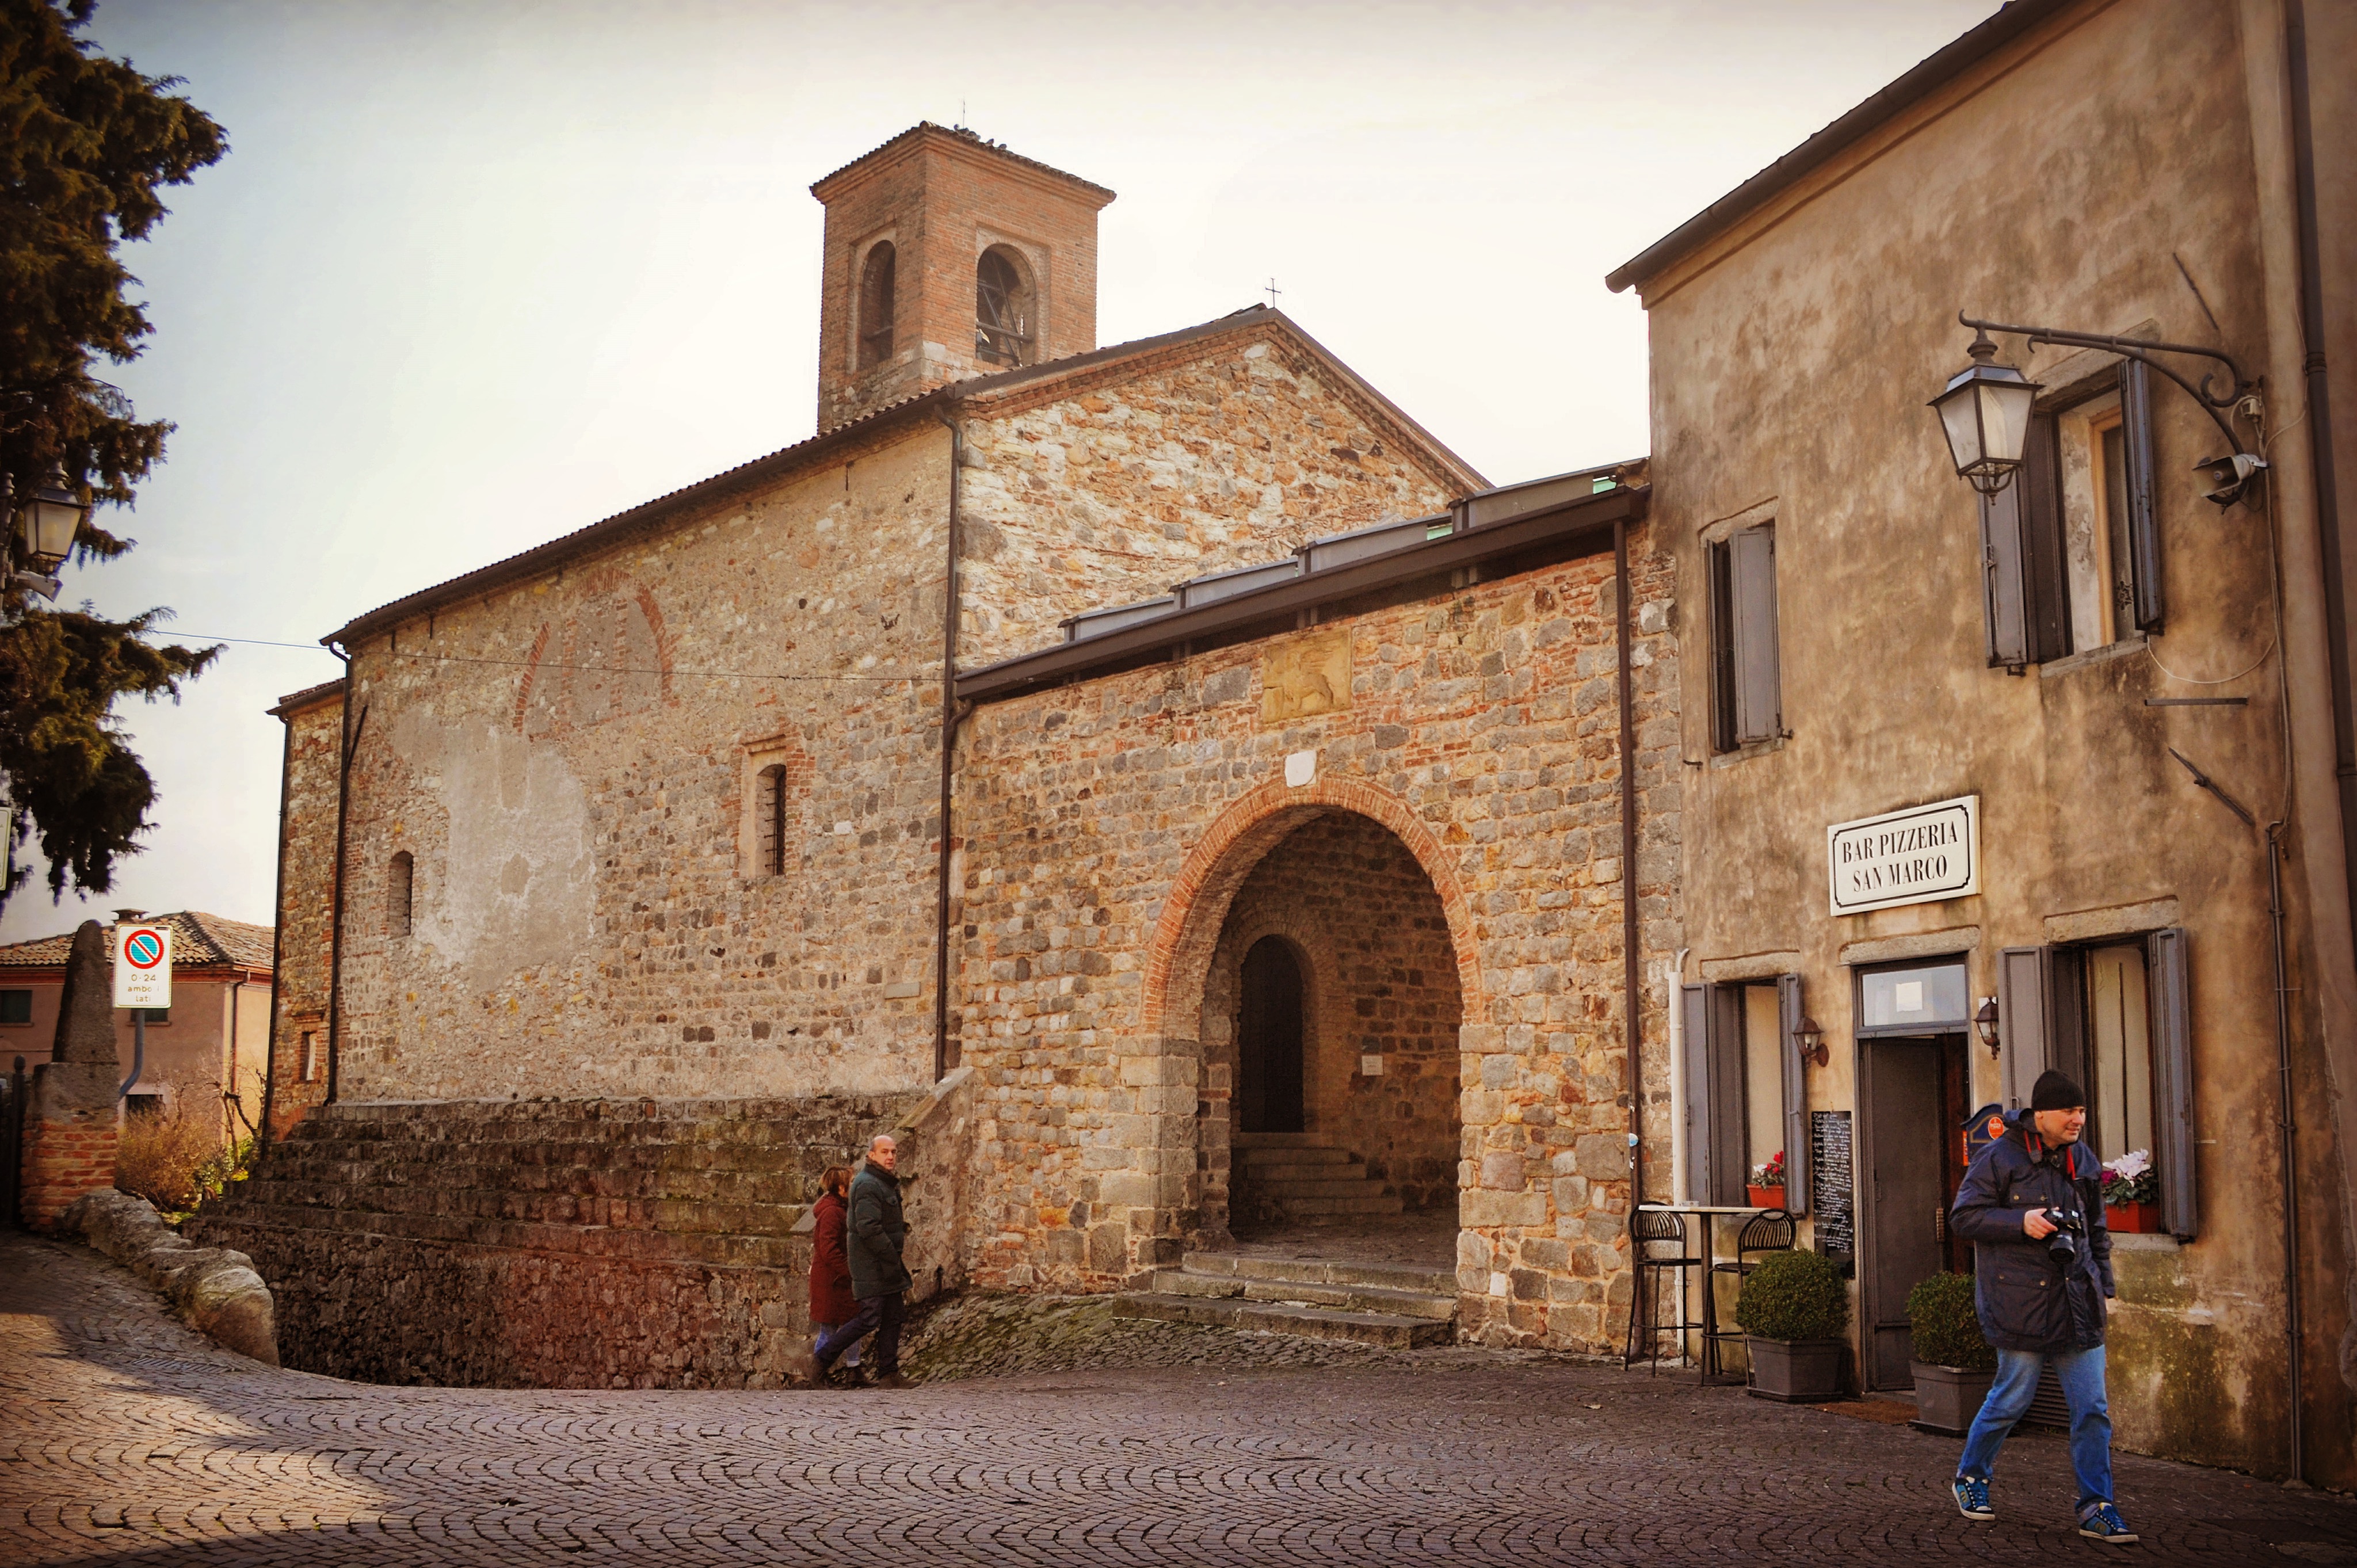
xmin=808 ymin=1165 xmax=864 ymax=1383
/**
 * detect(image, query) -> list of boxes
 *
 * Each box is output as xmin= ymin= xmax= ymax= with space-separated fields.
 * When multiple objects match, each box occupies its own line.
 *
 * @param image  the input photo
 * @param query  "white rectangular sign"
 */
xmin=112 ymin=923 xmax=172 ymax=1009
xmin=1827 ymin=795 xmax=1980 ymax=916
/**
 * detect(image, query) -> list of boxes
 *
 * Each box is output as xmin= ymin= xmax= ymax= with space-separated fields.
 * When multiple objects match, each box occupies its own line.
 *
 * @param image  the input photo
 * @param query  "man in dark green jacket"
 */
xmin=799 ymin=1134 xmax=912 ymax=1388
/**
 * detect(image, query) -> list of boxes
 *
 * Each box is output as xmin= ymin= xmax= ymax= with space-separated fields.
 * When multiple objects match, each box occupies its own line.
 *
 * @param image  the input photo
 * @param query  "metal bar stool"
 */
xmin=1703 ymin=1209 xmax=1798 ymax=1377
xmin=1623 ymin=1210 xmax=1706 ymax=1373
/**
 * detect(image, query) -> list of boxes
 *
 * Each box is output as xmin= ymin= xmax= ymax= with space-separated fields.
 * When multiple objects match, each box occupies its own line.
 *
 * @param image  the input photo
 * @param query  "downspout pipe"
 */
xmin=1615 ymin=518 xmax=1644 ymax=1192
xmin=2268 ymin=821 xmax=2305 ymax=1485
xmin=932 ymin=411 xmax=966 ymax=1084
xmin=255 ymin=714 xmax=295 ymax=1148
xmin=325 ymin=653 xmax=366 ymax=1107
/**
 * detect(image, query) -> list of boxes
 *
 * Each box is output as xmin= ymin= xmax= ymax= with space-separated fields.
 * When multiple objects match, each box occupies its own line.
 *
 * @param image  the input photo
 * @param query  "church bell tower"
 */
xmin=810 ymin=124 xmax=1116 ymax=432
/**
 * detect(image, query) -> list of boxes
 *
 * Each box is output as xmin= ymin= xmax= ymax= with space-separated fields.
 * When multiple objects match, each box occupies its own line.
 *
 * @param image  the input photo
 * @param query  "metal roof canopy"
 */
xmin=958 ymin=478 xmax=1646 ymax=706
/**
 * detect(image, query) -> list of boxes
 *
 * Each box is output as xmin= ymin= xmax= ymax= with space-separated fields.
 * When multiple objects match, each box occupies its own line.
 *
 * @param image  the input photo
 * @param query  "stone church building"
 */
xmin=199 ymin=123 xmax=1676 ymax=1386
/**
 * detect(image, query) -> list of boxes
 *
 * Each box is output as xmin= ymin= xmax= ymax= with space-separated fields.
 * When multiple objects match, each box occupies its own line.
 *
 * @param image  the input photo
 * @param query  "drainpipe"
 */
xmin=1665 ymin=949 xmax=1691 ymax=1203
xmin=255 ymin=714 xmax=294 ymax=1148
xmin=325 ymin=653 xmax=367 ymax=1107
xmin=932 ymin=410 xmax=967 ymax=1084
xmin=1615 ymin=519 xmax=1643 ymax=1191
xmin=2267 ymin=821 xmax=2305 ymax=1485
xmin=2287 ymin=1 xmax=2355 ymax=951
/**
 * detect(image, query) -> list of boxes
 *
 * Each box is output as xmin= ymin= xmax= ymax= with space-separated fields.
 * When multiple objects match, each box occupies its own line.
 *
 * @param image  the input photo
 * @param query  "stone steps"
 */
xmin=1113 ymin=1250 xmax=1457 ymax=1347
xmin=1230 ymin=1134 xmax=1402 ymax=1220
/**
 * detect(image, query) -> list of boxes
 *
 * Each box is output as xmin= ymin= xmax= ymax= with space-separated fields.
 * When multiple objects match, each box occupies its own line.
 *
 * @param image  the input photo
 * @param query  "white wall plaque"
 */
xmin=113 ymin=923 xmax=173 ymax=1009
xmin=1827 ymin=794 xmax=1980 ymax=916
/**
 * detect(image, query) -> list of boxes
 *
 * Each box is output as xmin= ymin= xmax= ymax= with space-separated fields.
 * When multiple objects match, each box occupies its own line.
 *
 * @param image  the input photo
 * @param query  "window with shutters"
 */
xmin=1707 ymin=522 xmax=1782 ymax=752
xmin=1980 ymin=363 xmax=2161 ymax=670
xmin=1998 ymin=929 xmax=2194 ymax=1238
xmin=856 ymin=242 xmax=895 ymax=370
xmin=388 ymin=850 xmax=414 ymax=938
xmin=1678 ymin=974 xmax=1810 ymax=1212
xmin=975 ymin=246 xmax=1033 ymax=368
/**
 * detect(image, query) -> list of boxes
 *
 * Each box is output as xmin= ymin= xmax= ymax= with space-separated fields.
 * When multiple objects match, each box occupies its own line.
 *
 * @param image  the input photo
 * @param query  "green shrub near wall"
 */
xmin=1734 ymin=1249 xmax=1851 ymax=1341
xmin=1906 ymin=1272 xmax=1996 ymax=1370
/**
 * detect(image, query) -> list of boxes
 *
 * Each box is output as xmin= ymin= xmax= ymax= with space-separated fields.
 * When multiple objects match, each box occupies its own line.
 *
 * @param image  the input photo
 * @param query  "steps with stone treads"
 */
xmin=1113 ymin=1251 xmax=1457 ymax=1348
xmin=1232 ymin=1131 xmax=1402 ymax=1220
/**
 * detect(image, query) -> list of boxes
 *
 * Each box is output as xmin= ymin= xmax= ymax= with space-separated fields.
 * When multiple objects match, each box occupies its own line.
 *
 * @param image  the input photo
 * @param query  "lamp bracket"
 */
xmin=1958 ymin=311 xmax=2255 ymax=460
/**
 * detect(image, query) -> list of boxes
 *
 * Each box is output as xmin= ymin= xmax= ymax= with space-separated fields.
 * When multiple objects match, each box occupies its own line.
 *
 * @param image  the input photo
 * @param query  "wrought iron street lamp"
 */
xmin=1929 ymin=328 xmax=2041 ymax=496
xmin=10 ymin=468 xmax=83 ymax=600
xmin=1975 ymin=996 xmax=2001 ymax=1058
xmin=1794 ymin=1013 xmax=1827 ymax=1068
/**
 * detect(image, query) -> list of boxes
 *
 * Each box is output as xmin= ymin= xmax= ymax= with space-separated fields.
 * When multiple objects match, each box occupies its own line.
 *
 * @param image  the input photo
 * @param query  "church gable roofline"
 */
xmin=324 ymin=307 xmax=1485 ymax=650
xmin=810 ymin=122 xmax=1116 ymax=208
xmin=1605 ymin=0 xmax=2072 ymax=299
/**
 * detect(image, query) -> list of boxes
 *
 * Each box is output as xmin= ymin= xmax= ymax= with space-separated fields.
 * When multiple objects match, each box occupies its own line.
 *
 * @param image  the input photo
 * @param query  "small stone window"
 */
xmin=975 ymin=246 xmax=1033 ymax=368
xmin=857 ymin=241 xmax=896 ymax=370
xmin=299 ymin=1029 xmax=323 ymax=1084
xmin=389 ymin=850 xmax=414 ymax=937
xmin=756 ymin=764 xmax=788 ymax=877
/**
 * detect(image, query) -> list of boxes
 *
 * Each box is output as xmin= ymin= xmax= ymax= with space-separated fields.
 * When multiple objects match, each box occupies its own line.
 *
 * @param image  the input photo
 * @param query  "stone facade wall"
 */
xmin=813 ymin=127 xmax=1110 ymax=432
xmin=1204 ymin=812 xmax=1461 ymax=1218
xmin=192 ymin=1090 xmax=921 ymax=1386
xmin=266 ymin=689 xmax=344 ymax=1139
xmin=955 ymin=322 xmax=1474 ymax=664
xmin=951 ymin=520 xmax=1680 ymax=1352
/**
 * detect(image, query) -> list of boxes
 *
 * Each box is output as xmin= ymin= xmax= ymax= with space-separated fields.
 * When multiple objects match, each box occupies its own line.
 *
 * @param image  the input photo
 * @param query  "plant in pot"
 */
xmin=1747 ymin=1150 xmax=1786 ymax=1211
xmin=1905 ymin=1271 xmax=1996 ymax=1436
xmin=2101 ymin=1149 xmax=2160 ymax=1233
xmin=1734 ymin=1247 xmax=1849 ymax=1402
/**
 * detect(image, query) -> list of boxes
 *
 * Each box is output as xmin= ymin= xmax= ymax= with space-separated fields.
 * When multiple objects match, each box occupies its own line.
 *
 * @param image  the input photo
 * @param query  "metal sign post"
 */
xmin=112 ymin=923 xmax=171 ymax=1101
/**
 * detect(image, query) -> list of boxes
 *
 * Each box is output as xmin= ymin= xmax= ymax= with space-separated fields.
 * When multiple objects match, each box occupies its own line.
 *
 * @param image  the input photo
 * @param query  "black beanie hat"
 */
xmin=2030 ymin=1069 xmax=2086 ymax=1112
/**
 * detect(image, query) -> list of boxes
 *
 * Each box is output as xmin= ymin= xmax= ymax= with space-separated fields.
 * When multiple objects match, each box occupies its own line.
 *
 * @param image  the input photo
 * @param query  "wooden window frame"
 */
xmin=1706 ymin=522 xmax=1782 ymax=752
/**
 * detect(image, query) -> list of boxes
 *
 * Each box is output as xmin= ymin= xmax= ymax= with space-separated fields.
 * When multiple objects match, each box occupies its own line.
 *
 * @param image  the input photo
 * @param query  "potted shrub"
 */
xmin=1906 ymin=1272 xmax=1996 ymax=1436
xmin=1747 ymin=1151 xmax=1786 ymax=1210
xmin=2102 ymin=1149 xmax=2160 ymax=1233
xmin=1734 ymin=1247 xmax=1850 ymax=1402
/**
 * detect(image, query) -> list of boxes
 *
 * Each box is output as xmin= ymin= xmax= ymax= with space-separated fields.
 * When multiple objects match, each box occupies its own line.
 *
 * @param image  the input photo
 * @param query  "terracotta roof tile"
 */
xmin=0 ymin=911 xmax=273 ymax=972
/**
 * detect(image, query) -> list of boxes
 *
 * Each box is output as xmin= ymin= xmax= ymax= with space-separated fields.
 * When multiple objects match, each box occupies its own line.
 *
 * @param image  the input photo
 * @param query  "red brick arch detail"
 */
xmin=1141 ymin=777 xmax=1483 ymax=1037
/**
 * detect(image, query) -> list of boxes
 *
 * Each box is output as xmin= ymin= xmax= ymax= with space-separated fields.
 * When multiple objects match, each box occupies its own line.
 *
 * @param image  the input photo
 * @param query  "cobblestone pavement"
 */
xmin=4 ymin=1234 xmax=2352 ymax=1567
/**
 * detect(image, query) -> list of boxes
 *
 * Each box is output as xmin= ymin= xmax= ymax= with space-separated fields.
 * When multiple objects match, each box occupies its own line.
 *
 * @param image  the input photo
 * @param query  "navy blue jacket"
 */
xmin=1950 ymin=1119 xmax=2115 ymax=1353
xmin=848 ymin=1162 xmax=913 ymax=1300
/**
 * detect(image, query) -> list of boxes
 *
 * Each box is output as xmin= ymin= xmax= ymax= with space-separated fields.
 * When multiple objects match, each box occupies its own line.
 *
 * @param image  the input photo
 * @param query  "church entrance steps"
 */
xmin=1229 ymin=1132 xmax=1401 ymax=1220
xmin=1112 ymin=1250 xmax=1457 ymax=1347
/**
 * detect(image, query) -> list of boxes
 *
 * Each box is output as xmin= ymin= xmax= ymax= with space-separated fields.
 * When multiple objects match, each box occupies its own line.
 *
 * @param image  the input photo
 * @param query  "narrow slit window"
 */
xmin=857 ymin=242 xmax=895 ymax=369
xmin=757 ymin=764 xmax=788 ymax=877
xmin=389 ymin=850 xmax=414 ymax=937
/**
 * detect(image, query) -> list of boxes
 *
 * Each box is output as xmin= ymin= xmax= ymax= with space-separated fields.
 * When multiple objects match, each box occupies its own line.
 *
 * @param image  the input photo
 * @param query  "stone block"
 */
xmin=1460 ymin=1188 xmax=1546 ymax=1228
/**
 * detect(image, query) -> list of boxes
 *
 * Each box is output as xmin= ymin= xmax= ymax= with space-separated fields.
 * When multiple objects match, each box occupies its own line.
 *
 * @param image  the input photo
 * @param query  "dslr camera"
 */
xmin=2042 ymin=1207 xmax=2087 ymax=1264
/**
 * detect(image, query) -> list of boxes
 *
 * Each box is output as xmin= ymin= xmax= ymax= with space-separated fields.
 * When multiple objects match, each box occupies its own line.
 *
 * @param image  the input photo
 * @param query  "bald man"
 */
xmin=800 ymin=1134 xmax=913 ymax=1389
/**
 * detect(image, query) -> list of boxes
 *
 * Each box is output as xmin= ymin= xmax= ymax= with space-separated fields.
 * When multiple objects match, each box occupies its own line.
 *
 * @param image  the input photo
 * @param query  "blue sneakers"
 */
xmin=2078 ymin=1502 xmax=2139 ymax=1543
xmin=1952 ymin=1477 xmax=1994 ymax=1521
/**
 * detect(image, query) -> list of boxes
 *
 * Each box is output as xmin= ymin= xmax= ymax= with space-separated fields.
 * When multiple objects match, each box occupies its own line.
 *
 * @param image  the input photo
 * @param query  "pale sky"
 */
xmin=3 ymin=0 xmax=2000 ymax=943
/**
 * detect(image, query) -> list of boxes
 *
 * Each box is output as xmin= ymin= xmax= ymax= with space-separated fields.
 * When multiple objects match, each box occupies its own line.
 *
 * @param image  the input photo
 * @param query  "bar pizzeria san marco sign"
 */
xmin=1827 ymin=794 xmax=1980 ymax=916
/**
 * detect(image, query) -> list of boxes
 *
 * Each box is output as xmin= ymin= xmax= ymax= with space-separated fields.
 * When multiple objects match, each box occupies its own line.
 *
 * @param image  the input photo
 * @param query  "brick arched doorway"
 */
xmin=1142 ymin=779 xmax=1482 ymax=1250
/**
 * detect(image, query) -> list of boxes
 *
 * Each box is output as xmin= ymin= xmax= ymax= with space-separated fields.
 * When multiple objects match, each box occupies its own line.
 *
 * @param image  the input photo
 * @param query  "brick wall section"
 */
xmin=813 ymin=126 xmax=1112 ymax=432
xmin=951 ymin=522 xmax=1682 ymax=1352
xmin=955 ymin=325 xmax=1469 ymax=664
xmin=1204 ymin=813 xmax=1461 ymax=1219
xmin=267 ymin=689 xmax=344 ymax=1139
xmin=191 ymin=1092 xmax=917 ymax=1386
xmin=20 ymin=1113 xmax=118 ymax=1231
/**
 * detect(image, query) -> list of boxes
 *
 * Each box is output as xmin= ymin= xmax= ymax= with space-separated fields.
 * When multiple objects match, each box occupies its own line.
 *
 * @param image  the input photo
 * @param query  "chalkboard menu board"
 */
xmin=1812 ymin=1110 xmax=1855 ymax=1272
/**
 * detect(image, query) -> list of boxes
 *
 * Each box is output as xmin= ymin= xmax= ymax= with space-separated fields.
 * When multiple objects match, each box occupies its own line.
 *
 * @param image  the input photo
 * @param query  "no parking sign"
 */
xmin=113 ymin=923 xmax=172 ymax=1009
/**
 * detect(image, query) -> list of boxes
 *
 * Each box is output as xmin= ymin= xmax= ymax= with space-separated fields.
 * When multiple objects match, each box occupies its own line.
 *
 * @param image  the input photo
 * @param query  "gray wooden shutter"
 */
xmin=2019 ymin=412 xmax=2073 ymax=663
xmin=1706 ymin=984 xmax=1746 ymax=1205
xmin=2121 ymin=358 xmax=2165 ymax=634
xmin=2148 ymin=927 xmax=2196 ymax=1238
xmin=1998 ymin=946 xmax=2056 ymax=1109
xmin=1730 ymin=526 xmax=1782 ymax=744
xmin=1778 ymin=972 xmax=1809 ymax=1216
xmin=1979 ymin=478 xmax=2031 ymax=669
xmin=1707 ymin=543 xmax=1737 ymax=753
xmin=1681 ymin=982 xmax=1711 ymax=1204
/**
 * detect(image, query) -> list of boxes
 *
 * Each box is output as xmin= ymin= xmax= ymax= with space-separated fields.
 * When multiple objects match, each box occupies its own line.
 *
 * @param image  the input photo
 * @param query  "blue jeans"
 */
xmin=812 ymin=1319 xmax=861 ymax=1368
xmin=1956 ymin=1344 xmax=2114 ymax=1512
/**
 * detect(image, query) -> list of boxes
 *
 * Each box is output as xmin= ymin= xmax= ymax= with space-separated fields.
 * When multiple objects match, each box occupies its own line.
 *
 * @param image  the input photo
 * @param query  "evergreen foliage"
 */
xmin=1732 ymin=1247 xmax=1851 ymax=1341
xmin=1905 ymin=1271 xmax=1996 ymax=1371
xmin=0 ymin=0 xmax=226 ymax=909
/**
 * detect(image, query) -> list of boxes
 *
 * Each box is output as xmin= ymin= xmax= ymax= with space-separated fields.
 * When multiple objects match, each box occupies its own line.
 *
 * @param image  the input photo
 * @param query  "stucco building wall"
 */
xmin=1624 ymin=0 xmax=2352 ymax=1483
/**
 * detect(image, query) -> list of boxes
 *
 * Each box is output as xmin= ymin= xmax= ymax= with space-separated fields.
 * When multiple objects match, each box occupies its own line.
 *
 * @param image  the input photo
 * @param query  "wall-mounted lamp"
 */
xmin=9 ymin=467 xmax=84 ymax=601
xmin=1933 ymin=311 xmax=2266 ymax=508
xmin=1975 ymin=996 xmax=2001 ymax=1058
xmin=1794 ymin=1013 xmax=1826 ymax=1068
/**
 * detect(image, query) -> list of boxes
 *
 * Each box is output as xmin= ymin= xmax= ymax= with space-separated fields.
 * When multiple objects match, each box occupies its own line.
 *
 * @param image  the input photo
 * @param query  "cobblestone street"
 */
xmin=3 ymin=1235 xmax=2350 ymax=1566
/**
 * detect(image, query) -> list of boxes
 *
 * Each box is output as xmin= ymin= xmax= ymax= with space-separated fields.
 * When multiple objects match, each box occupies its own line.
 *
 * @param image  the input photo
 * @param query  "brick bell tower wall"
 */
xmin=813 ymin=125 xmax=1115 ymax=433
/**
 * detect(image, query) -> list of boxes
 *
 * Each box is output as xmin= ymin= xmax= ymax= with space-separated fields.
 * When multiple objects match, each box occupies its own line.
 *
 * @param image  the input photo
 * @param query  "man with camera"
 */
xmin=1948 ymin=1070 xmax=2135 ymax=1543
